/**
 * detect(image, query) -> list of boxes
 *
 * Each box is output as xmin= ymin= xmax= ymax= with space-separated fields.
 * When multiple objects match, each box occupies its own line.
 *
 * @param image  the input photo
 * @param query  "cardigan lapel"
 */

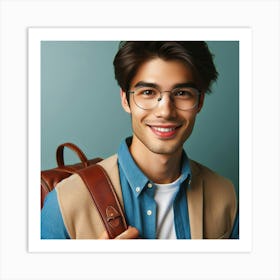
xmin=100 ymin=155 xmax=204 ymax=239
xmin=187 ymin=160 xmax=204 ymax=239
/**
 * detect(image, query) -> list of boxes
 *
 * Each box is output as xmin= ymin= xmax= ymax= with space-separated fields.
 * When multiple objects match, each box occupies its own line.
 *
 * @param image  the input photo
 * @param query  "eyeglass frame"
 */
xmin=127 ymin=82 xmax=202 ymax=111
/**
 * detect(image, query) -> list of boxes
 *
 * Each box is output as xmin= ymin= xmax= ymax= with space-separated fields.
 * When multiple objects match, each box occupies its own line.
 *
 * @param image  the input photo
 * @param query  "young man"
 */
xmin=41 ymin=41 xmax=239 ymax=239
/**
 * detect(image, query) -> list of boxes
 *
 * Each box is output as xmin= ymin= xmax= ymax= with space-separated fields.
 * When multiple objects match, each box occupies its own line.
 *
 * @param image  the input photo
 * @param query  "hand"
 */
xmin=98 ymin=226 xmax=139 ymax=239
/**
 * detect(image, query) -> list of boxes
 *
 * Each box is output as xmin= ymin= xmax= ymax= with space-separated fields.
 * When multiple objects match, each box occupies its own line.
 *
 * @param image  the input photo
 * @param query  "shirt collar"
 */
xmin=117 ymin=137 xmax=192 ymax=197
xmin=180 ymin=150 xmax=192 ymax=185
xmin=118 ymin=138 xmax=149 ymax=197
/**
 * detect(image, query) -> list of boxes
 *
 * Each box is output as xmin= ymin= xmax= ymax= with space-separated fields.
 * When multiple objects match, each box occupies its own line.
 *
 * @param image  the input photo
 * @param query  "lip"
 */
xmin=148 ymin=124 xmax=181 ymax=139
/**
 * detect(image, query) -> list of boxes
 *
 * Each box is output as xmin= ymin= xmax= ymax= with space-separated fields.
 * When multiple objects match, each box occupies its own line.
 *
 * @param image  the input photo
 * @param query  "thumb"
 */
xmin=98 ymin=230 xmax=110 ymax=239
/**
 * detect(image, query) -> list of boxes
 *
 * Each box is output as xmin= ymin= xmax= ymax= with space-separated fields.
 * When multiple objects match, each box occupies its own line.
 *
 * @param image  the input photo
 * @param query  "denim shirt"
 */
xmin=118 ymin=138 xmax=192 ymax=239
xmin=41 ymin=138 xmax=239 ymax=239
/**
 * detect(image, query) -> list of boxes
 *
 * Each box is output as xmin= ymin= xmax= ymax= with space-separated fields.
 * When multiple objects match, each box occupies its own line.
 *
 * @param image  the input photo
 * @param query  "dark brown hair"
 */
xmin=113 ymin=41 xmax=218 ymax=100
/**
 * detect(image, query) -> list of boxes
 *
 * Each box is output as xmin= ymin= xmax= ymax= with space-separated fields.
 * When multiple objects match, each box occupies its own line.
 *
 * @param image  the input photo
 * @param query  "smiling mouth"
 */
xmin=148 ymin=124 xmax=181 ymax=138
xmin=152 ymin=127 xmax=176 ymax=132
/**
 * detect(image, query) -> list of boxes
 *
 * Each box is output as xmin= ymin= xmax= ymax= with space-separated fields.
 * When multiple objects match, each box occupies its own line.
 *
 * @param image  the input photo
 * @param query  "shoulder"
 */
xmin=56 ymin=173 xmax=87 ymax=196
xmin=189 ymin=159 xmax=236 ymax=203
xmin=54 ymin=169 xmax=104 ymax=239
xmin=55 ymin=173 xmax=93 ymax=218
xmin=54 ymin=154 xmax=121 ymax=239
xmin=190 ymin=159 xmax=234 ymax=188
xmin=97 ymin=154 xmax=118 ymax=172
xmin=189 ymin=160 xmax=238 ymax=238
xmin=55 ymin=154 xmax=119 ymax=204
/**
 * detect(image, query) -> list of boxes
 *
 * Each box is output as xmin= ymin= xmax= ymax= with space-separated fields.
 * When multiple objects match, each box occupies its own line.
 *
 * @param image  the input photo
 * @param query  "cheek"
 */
xmin=131 ymin=111 xmax=145 ymax=130
xmin=181 ymin=110 xmax=197 ymax=124
xmin=130 ymin=104 xmax=147 ymax=122
xmin=185 ymin=119 xmax=196 ymax=136
xmin=130 ymin=109 xmax=152 ymax=139
xmin=181 ymin=114 xmax=197 ymax=135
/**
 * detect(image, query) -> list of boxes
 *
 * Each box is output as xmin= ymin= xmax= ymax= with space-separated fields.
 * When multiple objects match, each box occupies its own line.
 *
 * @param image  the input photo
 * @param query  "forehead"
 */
xmin=130 ymin=58 xmax=195 ymax=88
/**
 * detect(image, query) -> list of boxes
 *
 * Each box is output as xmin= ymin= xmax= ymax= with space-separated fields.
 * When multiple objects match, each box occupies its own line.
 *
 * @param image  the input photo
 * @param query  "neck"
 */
xmin=129 ymin=137 xmax=182 ymax=184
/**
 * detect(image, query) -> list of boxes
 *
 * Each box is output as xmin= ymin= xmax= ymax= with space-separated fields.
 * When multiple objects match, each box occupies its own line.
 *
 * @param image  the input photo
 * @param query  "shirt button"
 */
xmin=135 ymin=187 xmax=141 ymax=193
xmin=147 ymin=183 xmax=153 ymax=188
xmin=147 ymin=210 xmax=152 ymax=216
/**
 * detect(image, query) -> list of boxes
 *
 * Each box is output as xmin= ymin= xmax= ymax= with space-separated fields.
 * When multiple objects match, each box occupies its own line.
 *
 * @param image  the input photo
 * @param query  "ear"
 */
xmin=120 ymin=90 xmax=131 ymax=114
xmin=196 ymin=93 xmax=205 ymax=113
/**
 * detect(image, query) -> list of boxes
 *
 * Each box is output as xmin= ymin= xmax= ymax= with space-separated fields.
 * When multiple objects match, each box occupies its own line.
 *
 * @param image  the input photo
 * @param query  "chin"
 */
xmin=147 ymin=143 xmax=183 ymax=156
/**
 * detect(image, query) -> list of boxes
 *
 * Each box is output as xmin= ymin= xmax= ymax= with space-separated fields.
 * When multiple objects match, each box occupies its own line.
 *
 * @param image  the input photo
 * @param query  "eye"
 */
xmin=173 ymin=88 xmax=196 ymax=98
xmin=137 ymin=88 xmax=158 ymax=98
xmin=143 ymin=89 xmax=155 ymax=95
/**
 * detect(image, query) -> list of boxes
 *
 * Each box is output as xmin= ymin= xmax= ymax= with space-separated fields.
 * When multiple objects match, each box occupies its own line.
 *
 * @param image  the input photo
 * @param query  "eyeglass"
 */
xmin=127 ymin=86 xmax=201 ymax=111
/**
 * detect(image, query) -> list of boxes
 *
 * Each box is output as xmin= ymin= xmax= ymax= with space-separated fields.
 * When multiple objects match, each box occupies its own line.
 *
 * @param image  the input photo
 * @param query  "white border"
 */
xmin=28 ymin=27 xmax=252 ymax=253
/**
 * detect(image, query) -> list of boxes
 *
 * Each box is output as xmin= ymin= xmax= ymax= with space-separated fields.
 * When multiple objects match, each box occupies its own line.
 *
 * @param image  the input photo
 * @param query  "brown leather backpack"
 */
xmin=41 ymin=142 xmax=127 ymax=239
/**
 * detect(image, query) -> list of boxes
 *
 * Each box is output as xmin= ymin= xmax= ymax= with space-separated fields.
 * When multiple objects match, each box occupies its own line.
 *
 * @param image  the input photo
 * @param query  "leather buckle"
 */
xmin=106 ymin=206 xmax=121 ymax=228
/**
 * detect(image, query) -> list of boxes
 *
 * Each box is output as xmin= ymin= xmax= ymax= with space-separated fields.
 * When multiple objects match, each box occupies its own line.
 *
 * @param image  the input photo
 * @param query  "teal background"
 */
xmin=41 ymin=41 xmax=239 ymax=195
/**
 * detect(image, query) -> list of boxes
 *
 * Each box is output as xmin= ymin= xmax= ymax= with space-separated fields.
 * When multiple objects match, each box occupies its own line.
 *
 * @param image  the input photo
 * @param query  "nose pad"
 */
xmin=154 ymin=93 xmax=176 ymax=118
xmin=156 ymin=92 xmax=174 ymax=107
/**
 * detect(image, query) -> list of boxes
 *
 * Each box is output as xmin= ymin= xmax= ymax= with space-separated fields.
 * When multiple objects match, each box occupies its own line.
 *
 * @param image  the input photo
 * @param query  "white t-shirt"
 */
xmin=154 ymin=176 xmax=181 ymax=239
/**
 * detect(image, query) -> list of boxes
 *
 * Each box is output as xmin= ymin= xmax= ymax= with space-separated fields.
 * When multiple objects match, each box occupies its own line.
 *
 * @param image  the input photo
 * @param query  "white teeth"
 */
xmin=153 ymin=127 xmax=175 ymax=132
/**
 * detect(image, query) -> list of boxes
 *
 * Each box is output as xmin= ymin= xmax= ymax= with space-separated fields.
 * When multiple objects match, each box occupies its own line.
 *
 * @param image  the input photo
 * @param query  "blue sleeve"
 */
xmin=41 ymin=189 xmax=70 ymax=239
xmin=229 ymin=209 xmax=239 ymax=239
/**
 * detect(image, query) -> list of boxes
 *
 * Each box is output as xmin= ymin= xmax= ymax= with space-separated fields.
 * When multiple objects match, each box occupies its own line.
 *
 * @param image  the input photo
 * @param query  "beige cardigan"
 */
xmin=56 ymin=155 xmax=237 ymax=239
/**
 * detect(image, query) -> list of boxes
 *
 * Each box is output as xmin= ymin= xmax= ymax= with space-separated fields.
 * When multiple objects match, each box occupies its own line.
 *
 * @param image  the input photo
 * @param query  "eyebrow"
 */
xmin=133 ymin=81 xmax=199 ymax=90
xmin=134 ymin=81 xmax=159 ymax=89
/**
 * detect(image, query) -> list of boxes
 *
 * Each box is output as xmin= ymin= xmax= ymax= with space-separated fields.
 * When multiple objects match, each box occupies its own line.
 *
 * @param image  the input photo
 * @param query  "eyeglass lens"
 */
xmin=132 ymin=87 xmax=199 ymax=110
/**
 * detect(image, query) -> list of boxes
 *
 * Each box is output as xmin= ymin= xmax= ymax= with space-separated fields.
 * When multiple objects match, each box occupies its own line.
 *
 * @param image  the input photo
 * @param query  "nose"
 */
xmin=154 ymin=92 xmax=177 ymax=118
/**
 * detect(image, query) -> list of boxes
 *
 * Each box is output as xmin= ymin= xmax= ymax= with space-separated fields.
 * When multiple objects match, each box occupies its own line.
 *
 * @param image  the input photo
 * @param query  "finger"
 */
xmin=98 ymin=230 xmax=109 ymax=239
xmin=115 ymin=226 xmax=139 ymax=239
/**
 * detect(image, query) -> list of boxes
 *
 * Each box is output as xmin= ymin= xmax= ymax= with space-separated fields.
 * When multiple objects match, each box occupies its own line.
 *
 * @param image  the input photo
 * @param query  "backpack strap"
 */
xmin=75 ymin=164 xmax=128 ymax=239
xmin=56 ymin=142 xmax=92 ymax=168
